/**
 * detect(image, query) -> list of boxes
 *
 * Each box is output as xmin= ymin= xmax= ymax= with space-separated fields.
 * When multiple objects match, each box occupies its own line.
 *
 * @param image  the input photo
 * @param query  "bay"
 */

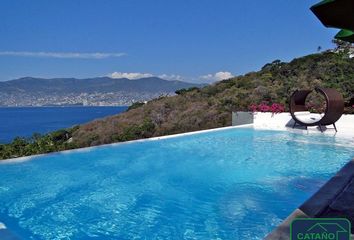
xmin=0 ymin=106 xmax=127 ymax=144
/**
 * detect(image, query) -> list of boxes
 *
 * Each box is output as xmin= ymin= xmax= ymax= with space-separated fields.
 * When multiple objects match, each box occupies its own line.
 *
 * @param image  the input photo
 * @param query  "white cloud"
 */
xmin=158 ymin=74 xmax=183 ymax=81
xmin=108 ymin=71 xmax=234 ymax=83
xmin=214 ymin=71 xmax=234 ymax=80
xmin=0 ymin=51 xmax=126 ymax=59
xmin=200 ymin=71 xmax=234 ymax=83
xmin=108 ymin=72 xmax=184 ymax=81
xmin=109 ymin=72 xmax=154 ymax=80
xmin=200 ymin=74 xmax=214 ymax=80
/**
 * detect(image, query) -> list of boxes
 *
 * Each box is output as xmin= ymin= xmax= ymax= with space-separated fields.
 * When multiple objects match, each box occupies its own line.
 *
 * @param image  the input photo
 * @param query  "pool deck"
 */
xmin=253 ymin=112 xmax=354 ymax=139
xmin=265 ymin=159 xmax=354 ymax=239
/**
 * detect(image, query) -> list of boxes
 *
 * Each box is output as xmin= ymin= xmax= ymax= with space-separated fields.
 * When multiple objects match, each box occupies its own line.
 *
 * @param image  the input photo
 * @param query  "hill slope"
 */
xmin=71 ymin=52 xmax=353 ymax=147
xmin=0 ymin=52 xmax=353 ymax=159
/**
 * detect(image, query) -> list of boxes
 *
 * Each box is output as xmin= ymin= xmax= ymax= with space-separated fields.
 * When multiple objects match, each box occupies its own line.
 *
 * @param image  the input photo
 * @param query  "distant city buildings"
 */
xmin=0 ymin=92 xmax=174 ymax=107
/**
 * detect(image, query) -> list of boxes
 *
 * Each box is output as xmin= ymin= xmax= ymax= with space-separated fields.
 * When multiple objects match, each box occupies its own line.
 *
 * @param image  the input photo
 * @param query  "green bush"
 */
xmin=127 ymin=102 xmax=145 ymax=111
xmin=112 ymin=119 xmax=156 ymax=142
xmin=0 ymin=126 xmax=77 ymax=160
xmin=175 ymin=87 xmax=199 ymax=95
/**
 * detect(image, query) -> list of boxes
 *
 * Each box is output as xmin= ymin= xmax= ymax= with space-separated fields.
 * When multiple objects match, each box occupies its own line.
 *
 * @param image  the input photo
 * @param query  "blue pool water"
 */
xmin=0 ymin=128 xmax=352 ymax=239
xmin=0 ymin=106 xmax=127 ymax=143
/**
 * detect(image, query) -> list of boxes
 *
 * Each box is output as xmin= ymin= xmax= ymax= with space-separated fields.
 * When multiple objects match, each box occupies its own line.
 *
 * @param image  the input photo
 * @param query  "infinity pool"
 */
xmin=0 ymin=128 xmax=352 ymax=239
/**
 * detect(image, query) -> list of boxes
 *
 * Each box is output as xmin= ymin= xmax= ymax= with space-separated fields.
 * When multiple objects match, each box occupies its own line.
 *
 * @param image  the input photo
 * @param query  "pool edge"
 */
xmin=0 ymin=124 xmax=254 ymax=163
xmin=265 ymin=158 xmax=354 ymax=240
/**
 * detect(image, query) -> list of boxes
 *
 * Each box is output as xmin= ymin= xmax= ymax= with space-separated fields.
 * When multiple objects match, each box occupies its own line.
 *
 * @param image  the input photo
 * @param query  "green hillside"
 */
xmin=1 ymin=51 xmax=353 ymax=159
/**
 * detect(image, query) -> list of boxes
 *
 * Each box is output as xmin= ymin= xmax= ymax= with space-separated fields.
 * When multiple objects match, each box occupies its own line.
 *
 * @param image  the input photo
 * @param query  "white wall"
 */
xmin=252 ymin=112 xmax=354 ymax=139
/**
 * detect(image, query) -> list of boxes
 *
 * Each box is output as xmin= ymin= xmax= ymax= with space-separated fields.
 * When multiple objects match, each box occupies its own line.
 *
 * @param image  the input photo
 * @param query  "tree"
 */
xmin=332 ymin=39 xmax=353 ymax=55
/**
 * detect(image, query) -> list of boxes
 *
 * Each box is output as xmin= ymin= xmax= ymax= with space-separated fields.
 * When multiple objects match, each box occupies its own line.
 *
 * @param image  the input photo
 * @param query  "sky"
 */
xmin=0 ymin=0 xmax=339 ymax=83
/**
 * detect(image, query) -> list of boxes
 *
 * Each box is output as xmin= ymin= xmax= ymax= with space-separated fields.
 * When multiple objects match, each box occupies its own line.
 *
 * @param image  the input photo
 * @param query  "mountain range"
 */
xmin=0 ymin=77 xmax=205 ymax=106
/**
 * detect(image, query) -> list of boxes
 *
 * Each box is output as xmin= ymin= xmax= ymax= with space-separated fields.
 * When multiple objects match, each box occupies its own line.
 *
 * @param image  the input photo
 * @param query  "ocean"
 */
xmin=0 ymin=106 xmax=127 ymax=144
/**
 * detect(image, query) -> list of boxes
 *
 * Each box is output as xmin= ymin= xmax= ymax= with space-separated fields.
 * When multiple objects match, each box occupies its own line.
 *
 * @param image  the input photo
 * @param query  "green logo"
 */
xmin=290 ymin=218 xmax=351 ymax=240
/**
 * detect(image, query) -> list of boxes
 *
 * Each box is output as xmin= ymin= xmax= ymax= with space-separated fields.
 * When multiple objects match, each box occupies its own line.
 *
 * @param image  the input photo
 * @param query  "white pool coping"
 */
xmin=1 ymin=112 xmax=353 ymax=164
xmin=0 ymin=124 xmax=254 ymax=164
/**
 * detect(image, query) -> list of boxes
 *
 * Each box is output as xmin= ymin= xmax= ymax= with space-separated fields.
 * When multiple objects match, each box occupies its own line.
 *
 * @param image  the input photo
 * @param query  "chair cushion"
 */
xmin=294 ymin=112 xmax=323 ymax=124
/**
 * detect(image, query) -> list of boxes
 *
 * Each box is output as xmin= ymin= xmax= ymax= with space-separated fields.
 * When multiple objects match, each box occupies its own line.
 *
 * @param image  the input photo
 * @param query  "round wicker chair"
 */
xmin=289 ymin=87 xmax=344 ymax=132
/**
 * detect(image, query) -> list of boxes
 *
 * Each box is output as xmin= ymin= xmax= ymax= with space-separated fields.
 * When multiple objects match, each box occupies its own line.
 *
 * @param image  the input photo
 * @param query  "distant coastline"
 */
xmin=0 ymin=105 xmax=129 ymax=108
xmin=0 ymin=76 xmax=205 ymax=107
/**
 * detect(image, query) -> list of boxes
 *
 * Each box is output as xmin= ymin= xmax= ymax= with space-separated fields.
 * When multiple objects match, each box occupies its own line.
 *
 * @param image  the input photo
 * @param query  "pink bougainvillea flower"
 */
xmin=249 ymin=102 xmax=284 ymax=113
xmin=249 ymin=104 xmax=258 ymax=112
xmin=258 ymin=103 xmax=270 ymax=112
xmin=270 ymin=103 xmax=285 ymax=113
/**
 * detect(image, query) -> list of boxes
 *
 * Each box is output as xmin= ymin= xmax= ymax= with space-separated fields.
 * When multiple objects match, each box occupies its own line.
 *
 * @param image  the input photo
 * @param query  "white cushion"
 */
xmin=294 ymin=112 xmax=323 ymax=124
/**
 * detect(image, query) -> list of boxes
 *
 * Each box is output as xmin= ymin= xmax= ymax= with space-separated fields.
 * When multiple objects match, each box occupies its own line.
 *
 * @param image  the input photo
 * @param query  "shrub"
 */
xmin=270 ymin=103 xmax=285 ymax=113
xmin=175 ymin=87 xmax=199 ymax=95
xmin=248 ymin=102 xmax=285 ymax=113
xmin=113 ymin=119 xmax=156 ymax=142
xmin=127 ymin=102 xmax=145 ymax=111
xmin=258 ymin=102 xmax=271 ymax=112
xmin=249 ymin=104 xmax=258 ymax=112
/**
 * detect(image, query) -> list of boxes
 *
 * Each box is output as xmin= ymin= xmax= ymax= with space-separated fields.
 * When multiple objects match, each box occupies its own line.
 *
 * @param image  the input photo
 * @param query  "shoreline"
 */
xmin=0 ymin=105 xmax=129 ymax=108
